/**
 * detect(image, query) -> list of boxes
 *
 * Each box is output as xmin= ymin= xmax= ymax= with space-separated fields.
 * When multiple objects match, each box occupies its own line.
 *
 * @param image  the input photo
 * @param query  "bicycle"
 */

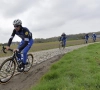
xmin=84 ymin=39 xmax=88 ymax=44
xmin=0 ymin=46 xmax=34 ymax=84
xmin=92 ymin=37 xmax=96 ymax=42
xmin=59 ymin=41 xmax=65 ymax=49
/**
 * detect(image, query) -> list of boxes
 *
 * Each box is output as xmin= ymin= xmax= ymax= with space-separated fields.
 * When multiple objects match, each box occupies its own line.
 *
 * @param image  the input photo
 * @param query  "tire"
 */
xmin=59 ymin=41 xmax=65 ymax=50
xmin=59 ymin=42 xmax=62 ymax=49
xmin=0 ymin=58 xmax=16 ymax=84
xmin=24 ymin=54 xmax=34 ymax=72
xmin=62 ymin=42 xmax=65 ymax=49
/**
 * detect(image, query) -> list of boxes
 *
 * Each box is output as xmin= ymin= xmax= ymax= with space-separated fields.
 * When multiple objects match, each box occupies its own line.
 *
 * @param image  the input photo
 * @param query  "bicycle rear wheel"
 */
xmin=0 ymin=58 xmax=16 ymax=84
xmin=24 ymin=54 xmax=34 ymax=72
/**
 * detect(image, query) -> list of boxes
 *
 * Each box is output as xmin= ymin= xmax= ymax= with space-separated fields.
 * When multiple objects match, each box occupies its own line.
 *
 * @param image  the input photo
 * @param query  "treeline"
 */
xmin=34 ymin=31 xmax=100 ymax=43
xmin=34 ymin=34 xmax=85 ymax=43
xmin=0 ymin=31 xmax=100 ymax=45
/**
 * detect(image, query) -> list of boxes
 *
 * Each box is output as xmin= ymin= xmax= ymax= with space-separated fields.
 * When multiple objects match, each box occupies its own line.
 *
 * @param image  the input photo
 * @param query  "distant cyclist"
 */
xmin=59 ymin=33 xmax=67 ymax=48
xmin=92 ymin=33 xmax=96 ymax=42
xmin=6 ymin=19 xmax=34 ymax=72
xmin=84 ymin=34 xmax=89 ymax=43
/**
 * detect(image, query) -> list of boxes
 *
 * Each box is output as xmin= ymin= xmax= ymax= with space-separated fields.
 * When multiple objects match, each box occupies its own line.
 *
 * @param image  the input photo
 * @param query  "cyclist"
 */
xmin=6 ymin=19 xmax=34 ymax=72
xmin=84 ymin=34 xmax=89 ymax=43
xmin=92 ymin=33 xmax=96 ymax=42
xmin=59 ymin=32 xmax=67 ymax=48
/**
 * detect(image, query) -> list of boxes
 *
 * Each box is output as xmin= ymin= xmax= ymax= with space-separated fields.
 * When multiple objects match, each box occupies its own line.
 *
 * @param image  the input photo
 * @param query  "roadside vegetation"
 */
xmin=30 ymin=43 xmax=100 ymax=90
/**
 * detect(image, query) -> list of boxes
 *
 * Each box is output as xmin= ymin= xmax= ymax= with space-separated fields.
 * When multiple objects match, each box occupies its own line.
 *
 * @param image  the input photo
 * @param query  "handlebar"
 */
xmin=2 ymin=45 xmax=13 ymax=53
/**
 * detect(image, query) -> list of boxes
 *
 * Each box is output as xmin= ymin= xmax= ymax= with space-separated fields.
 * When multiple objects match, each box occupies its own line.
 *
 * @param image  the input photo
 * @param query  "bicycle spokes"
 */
xmin=0 ymin=59 xmax=16 ymax=83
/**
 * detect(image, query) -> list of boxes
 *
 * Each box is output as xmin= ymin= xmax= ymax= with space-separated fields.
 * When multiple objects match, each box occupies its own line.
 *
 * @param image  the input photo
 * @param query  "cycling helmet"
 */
xmin=13 ymin=19 xmax=22 ymax=26
xmin=62 ymin=32 xmax=65 ymax=35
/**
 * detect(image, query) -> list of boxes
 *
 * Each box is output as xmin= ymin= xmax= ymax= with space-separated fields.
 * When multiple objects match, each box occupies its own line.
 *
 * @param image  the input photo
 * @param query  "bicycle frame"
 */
xmin=93 ymin=38 xmax=96 ymax=42
xmin=59 ymin=41 xmax=65 ymax=49
xmin=2 ymin=46 xmax=22 ymax=66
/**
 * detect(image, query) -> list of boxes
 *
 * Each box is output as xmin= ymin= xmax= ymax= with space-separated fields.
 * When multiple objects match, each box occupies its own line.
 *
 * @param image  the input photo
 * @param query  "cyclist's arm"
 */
xmin=7 ymin=30 xmax=16 ymax=46
xmin=18 ymin=30 xmax=29 ymax=51
xmin=59 ymin=37 xmax=61 ymax=41
xmin=65 ymin=34 xmax=67 ymax=39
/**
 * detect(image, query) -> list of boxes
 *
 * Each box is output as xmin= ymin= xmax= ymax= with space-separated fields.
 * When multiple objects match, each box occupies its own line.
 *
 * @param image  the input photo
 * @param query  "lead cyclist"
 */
xmin=6 ymin=19 xmax=34 ymax=72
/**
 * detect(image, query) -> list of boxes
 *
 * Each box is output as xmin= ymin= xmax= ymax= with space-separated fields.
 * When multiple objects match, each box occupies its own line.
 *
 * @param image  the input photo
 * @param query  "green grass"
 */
xmin=30 ymin=43 xmax=100 ymax=90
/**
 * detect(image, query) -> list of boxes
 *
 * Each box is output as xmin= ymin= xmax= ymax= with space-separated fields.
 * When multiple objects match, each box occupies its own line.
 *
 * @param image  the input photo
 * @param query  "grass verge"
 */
xmin=30 ymin=43 xmax=100 ymax=90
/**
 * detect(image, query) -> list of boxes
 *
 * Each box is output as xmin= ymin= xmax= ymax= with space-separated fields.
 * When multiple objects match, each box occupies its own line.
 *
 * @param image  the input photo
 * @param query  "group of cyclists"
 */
xmin=4 ymin=19 xmax=97 ymax=72
xmin=84 ymin=33 xmax=97 ymax=43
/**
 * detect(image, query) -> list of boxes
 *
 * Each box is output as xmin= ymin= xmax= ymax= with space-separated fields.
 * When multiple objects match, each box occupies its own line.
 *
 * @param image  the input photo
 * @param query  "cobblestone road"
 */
xmin=0 ymin=44 xmax=89 ymax=65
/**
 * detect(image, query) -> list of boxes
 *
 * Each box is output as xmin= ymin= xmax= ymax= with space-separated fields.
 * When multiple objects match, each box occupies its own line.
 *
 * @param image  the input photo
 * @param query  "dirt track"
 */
xmin=0 ymin=44 xmax=89 ymax=90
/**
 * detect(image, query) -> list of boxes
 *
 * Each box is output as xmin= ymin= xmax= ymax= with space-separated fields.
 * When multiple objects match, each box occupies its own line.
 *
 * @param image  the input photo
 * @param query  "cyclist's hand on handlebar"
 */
xmin=5 ymin=46 xmax=10 ymax=50
xmin=13 ymin=49 xmax=19 ymax=52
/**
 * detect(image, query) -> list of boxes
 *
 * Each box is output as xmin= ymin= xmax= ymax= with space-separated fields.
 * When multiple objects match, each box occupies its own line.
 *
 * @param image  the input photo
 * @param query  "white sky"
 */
xmin=0 ymin=0 xmax=100 ymax=43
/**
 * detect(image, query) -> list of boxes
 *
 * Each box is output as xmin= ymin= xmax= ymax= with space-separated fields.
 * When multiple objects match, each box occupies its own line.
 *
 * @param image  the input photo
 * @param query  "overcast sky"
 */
xmin=0 ymin=0 xmax=100 ymax=43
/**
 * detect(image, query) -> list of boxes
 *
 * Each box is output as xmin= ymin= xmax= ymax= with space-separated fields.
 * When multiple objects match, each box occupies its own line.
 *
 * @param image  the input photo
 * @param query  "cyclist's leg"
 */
xmin=61 ymin=37 xmax=63 ymax=47
xmin=17 ymin=40 xmax=24 ymax=60
xmin=86 ymin=39 xmax=88 ymax=43
xmin=64 ymin=39 xmax=66 ymax=47
xmin=94 ymin=38 xmax=95 ymax=42
xmin=22 ymin=39 xmax=34 ymax=64
xmin=94 ymin=37 xmax=96 ymax=42
xmin=62 ymin=40 xmax=64 ymax=47
xmin=93 ymin=38 xmax=95 ymax=42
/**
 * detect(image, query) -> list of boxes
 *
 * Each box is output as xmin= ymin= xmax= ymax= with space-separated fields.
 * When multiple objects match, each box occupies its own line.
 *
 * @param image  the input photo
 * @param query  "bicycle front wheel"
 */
xmin=0 ymin=58 xmax=16 ymax=84
xmin=59 ymin=42 xmax=62 ymax=49
xmin=24 ymin=54 xmax=34 ymax=72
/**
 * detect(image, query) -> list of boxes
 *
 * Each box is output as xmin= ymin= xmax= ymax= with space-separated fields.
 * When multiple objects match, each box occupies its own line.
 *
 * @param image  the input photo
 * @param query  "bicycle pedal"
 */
xmin=17 ymin=64 xmax=25 ymax=72
xmin=17 ymin=67 xmax=24 ymax=72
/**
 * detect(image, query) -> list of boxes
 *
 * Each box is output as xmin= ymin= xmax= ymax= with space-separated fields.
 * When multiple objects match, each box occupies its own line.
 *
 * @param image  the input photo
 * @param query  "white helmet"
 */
xmin=62 ymin=32 xmax=65 ymax=35
xmin=13 ymin=19 xmax=22 ymax=26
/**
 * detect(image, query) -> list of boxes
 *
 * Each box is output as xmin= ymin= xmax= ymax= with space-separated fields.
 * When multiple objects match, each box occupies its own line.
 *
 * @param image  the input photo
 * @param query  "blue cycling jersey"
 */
xmin=85 ymin=34 xmax=89 ymax=39
xmin=7 ymin=27 xmax=32 ymax=51
xmin=61 ymin=34 xmax=67 ymax=40
xmin=92 ymin=34 xmax=96 ymax=38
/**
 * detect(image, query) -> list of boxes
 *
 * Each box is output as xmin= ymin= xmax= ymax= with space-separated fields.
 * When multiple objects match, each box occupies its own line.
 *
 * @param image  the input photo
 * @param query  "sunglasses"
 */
xmin=14 ymin=25 xmax=19 ymax=27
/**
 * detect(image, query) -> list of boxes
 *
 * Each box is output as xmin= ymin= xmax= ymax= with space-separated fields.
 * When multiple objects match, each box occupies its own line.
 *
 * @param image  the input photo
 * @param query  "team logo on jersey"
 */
xmin=25 ymin=32 xmax=28 ymax=35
